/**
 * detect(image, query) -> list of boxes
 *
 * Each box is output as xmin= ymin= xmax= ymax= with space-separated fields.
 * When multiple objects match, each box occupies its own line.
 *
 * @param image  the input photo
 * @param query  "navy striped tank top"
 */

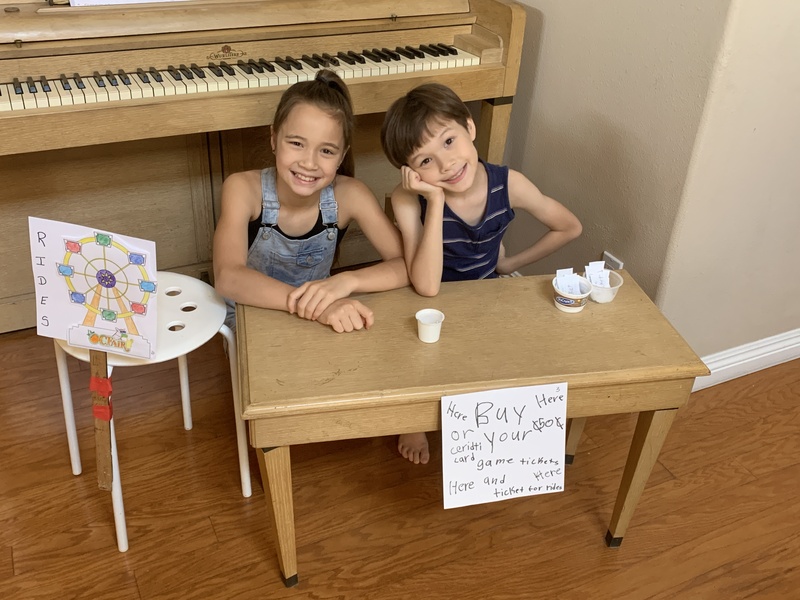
xmin=419 ymin=161 xmax=515 ymax=281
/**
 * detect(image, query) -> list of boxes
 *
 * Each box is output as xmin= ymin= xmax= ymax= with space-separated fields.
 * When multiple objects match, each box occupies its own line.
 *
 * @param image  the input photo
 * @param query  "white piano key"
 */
xmin=87 ymin=77 xmax=110 ymax=102
xmin=456 ymin=48 xmax=480 ymax=66
xmin=20 ymin=84 xmax=38 ymax=109
xmin=163 ymin=71 xmax=187 ymax=95
xmin=0 ymin=85 xmax=13 ymax=111
xmin=248 ymin=67 xmax=277 ymax=88
xmin=54 ymin=80 xmax=74 ymax=106
xmin=202 ymin=68 xmax=228 ymax=91
xmin=135 ymin=73 xmax=161 ymax=97
xmin=112 ymin=78 xmax=131 ymax=100
xmin=189 ymin=73 xmax=207 ymax=93
xmin=272 ymin=64 xmax=295 ymax=85
xmin=398 ymin=56 xmax=423 ymax=73
xmin=124 ymin=76 xmax=145 ymax=99
xmin=42 ymin=81 xmax=63 ymax=107
xmin=100 ymin=77 xmax=121 ymax=101
xmin=231 ymin=66 xmax=259 ymax=88
xmin=359 ymin=57 xmax=382 ymax=77
xmin=6 ymin=84 xmax=24 ymax=110
xmin=291 ymin=65 xmax=311 ymax=82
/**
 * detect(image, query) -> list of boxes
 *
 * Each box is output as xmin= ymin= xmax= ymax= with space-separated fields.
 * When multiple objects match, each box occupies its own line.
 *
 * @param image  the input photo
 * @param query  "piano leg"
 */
xmin=476 ymin=97 xmax=514 ymax=164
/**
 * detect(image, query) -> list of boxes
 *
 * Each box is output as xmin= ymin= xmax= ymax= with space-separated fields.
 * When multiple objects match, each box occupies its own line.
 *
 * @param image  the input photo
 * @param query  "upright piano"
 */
xmin=0 ymin=0 xmax=525 ymax=333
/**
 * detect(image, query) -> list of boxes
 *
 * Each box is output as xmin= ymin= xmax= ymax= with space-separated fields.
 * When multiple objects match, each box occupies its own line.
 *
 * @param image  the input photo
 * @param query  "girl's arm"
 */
xmin=392 ymin=166 xmax=448 ymax=297
xmin=287 ymin=177 xmax=409 ymax=320
xmin=213 ymin=172 xmax=297 ymax=311
xmin=497 ymin=170 xmax=582 ymax=274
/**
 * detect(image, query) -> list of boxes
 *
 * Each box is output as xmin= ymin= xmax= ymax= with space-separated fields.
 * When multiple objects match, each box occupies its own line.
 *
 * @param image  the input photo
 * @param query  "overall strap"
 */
xmin=260 ymin=168 xmax=280 ymax=227
xmin=319 ymin=181 xmax=338 ymax=228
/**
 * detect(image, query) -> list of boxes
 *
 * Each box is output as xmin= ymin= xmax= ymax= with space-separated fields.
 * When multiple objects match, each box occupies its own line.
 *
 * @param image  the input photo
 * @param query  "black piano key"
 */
xmin=208 ymin=62 xmax=224 ymax=77
xmin=117 ymin=70 xmax=132 ymax=85
xmin=302 ymin=55 xmax=320 ymax=68
xmin=436 ymin=43 xmax=459 ymax=56
xmin=26 ymin=77 xmax=37 ymax=93
xmin=381 ymin=48 xmax=401 ymax=61
xmin=136 ymin=68 xmax=151 ymax=84
xmin=394 ymin=46 xmax=415 ymax=60
xmin=312 ymin=53 xmax=330 ymax=67
xmin=12 ymin=78 xmax=23 ymax=94
xmin=247 ymin=59 xmax=264 ymax=74
xmin=404 ymin=46 xmax=425 ymax=59
xmin=167 ymin=65 xmax=183 ymax=81
xmin=321 ymin=53 xmax=340 ymax=66
xmin=38 ymin=76 xmax=52 ymax=93
xmin=236 ymin=60 xmax=253 ymax=75
xmin=93 ymin=72 xmax=106 ymax=87
xmin=337 ymin=52 xmax=356 ymax=65
xmin=149 ymin=67 xmax=164 ymax=83
xmin=72 ymin=73 xmax=86 ymax=89
xmin=419 ymin=44 xmax=441 ymax=57
xmin=346 ymin=51 xmax=367 ymax=64
xmin=372 ymin=48 xmax=391 ymax=61
xmin=59 ymin=74 xmax=72 ymax=91
xmin=219 ymin=61 xmax=236 ymax=76
xmin=189 ymin=63 xmax=206 ymax=78
xmin=104 ymin=70 xmax=119 ymax=86
xmin=273 ymin=57 xmax=291 ymax=70
xmin=257 ymin=59 xmax=276 ymax=72
xmin=178 ymin=64 xmax=195 ymax=79
xmin=285 ymin=56 xmax=303 ymax=70
xmin=362 ymin=49 xmax=381 ymax=62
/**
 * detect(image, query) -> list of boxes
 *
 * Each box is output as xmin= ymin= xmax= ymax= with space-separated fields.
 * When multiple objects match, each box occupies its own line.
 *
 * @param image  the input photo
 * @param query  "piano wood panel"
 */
xmin=0 ymin=135 xmax=217 ymax=333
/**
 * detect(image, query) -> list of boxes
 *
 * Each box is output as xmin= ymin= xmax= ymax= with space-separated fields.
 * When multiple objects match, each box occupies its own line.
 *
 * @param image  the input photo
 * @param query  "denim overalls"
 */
xmin=224 ymin=167 xmax=339 ymax=329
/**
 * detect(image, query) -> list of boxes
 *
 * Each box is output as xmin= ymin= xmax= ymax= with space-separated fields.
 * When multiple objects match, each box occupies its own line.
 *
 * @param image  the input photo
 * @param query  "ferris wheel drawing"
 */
xmin=56 ymin=231 xmax=157 ymax=336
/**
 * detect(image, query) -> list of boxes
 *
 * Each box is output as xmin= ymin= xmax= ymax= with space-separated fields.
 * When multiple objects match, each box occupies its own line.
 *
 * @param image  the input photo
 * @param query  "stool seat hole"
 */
xmin=168 ymin=322 xmax=186 ymax=332
xmin=180 ymin=303 xmax=198 ymax=312
xmin=165 ymin=287 xmax=183 ymax=296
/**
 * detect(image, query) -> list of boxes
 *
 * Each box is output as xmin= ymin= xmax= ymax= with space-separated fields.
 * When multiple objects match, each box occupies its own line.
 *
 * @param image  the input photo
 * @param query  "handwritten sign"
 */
xmin=441 ymin=383 xmax=567 ymax=509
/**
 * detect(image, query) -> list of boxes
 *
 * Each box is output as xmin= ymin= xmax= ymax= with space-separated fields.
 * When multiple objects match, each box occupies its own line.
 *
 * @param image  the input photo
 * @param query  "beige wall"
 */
xmin=503 ymin=0 xmax=800 ymax=358
xmin=504 ymin=0 xmax=731 ymax=298
xmin=657 ymin=0 xmax=800 ymax=355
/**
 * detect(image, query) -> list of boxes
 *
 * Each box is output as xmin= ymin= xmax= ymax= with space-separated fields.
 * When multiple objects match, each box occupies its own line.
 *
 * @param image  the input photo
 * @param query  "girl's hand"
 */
xmin=401 ymin=166 xmax=444 ymax=202
xmin=288 ymin=273 xmax=356 ymax=321
xmin=496 ymin=242 xmax=516 ymax=275
xmin=317 ymin=298 xmax=375 ymax=333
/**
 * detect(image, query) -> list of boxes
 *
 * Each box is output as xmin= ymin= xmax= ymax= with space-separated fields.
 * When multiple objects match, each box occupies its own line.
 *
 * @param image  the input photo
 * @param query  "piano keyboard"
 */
xmin=0 ymin=44 xmax=479 ymax=112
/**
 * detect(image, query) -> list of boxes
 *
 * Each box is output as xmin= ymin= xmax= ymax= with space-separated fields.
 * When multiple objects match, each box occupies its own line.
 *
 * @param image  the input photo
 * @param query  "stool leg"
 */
xmin=53 ymin=340 xmax=82 ymax=476
xmin=178 ymin=355 xmax=193 ymax=430
xmin=219 ymin=324 xmax=252 ymax=498
xmin=109 ymin=417 xmax=129 ymax=552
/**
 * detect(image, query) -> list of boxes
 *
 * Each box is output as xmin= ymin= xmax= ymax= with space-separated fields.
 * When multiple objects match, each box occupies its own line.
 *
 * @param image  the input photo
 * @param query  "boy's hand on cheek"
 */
xmin=317 ymin=298 xmax=374 ymax=333
xmin=288 ymin=273 xmax=356 ymax=320
xmin=401 ymin=166 xmax=445 ymax=202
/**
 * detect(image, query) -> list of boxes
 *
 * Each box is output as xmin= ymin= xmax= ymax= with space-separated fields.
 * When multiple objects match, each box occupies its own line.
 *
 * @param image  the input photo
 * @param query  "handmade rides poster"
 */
xmin=28 ymin=217 xmax=158 ymax=359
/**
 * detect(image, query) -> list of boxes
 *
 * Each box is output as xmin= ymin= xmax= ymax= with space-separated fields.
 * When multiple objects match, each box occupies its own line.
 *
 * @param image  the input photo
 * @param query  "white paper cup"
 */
xmin=415 ymin=309 xmax=445 ymax=343
xmin=585 ymin=270 xmax=624 ymax=303
xmin=552 ymin=276 xmax=592 ymax=313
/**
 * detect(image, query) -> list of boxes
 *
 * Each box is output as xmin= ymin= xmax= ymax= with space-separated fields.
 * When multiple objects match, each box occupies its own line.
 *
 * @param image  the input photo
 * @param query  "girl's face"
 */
xmin=407 ymin=118 xmax=478 ymax=194
xmin=271 ymin=102 xmax=347 ymax=200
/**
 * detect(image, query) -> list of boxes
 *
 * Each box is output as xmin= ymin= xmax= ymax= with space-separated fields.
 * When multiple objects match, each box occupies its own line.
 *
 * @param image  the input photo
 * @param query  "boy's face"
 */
xmin=406 ymin=118 xmax=479 ymax=193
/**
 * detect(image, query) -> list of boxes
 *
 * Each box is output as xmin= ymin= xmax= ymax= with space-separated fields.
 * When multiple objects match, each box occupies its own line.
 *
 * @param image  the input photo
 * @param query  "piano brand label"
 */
xmin=207 ymin=45 xmax=247 ymax=60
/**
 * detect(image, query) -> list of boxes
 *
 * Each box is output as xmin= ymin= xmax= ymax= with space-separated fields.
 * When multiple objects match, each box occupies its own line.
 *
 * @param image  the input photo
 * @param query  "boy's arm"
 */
xmin=213 ymin=173 xmax=297 ymax=311
xmin=499 ymin=169 xmax=582 ymax=274
xmin=393 ymin=181 xmax=446 ymax=297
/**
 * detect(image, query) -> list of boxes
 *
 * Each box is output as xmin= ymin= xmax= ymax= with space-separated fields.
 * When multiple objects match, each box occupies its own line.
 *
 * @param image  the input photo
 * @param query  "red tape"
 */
xmin=92 ymin=401 xmax=113 ymax=422
xmin=89 ymin=376 xmax=112 ymax=397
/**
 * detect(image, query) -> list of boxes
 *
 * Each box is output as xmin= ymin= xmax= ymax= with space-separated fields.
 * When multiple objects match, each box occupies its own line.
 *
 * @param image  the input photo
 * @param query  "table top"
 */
xmin=237 ymin=271 xmax=708 ymax=420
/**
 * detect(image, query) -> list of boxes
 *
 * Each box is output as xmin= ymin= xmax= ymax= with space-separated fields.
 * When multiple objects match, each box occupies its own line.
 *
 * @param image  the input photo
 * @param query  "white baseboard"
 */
xmin=693 ymin=328 xmax=800 ymax=392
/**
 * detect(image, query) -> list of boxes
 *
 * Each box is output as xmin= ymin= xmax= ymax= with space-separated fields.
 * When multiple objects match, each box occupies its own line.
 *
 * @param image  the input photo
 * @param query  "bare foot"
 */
xmin=398 ymin=432 xmax=430 ymax=464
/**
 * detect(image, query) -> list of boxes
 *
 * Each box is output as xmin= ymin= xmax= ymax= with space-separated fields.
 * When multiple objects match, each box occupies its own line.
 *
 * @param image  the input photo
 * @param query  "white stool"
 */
xmin=53 ymin=271 xmax=251 ymax=552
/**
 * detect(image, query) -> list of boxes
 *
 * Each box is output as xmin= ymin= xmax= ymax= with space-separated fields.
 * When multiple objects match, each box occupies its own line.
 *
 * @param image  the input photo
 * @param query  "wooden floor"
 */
xmin=1 ymin=327 xmax=798 ymax=600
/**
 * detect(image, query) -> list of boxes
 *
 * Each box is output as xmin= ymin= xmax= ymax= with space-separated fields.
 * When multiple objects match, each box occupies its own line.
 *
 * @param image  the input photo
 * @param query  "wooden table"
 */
xmin=236 ymin=272 xmax=708 ymax=587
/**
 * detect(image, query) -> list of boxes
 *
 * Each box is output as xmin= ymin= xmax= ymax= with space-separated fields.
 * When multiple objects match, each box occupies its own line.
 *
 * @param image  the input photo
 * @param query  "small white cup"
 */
xmin=415 ymin=309 xmax=445 ymax=343
xmin=552 ymin=275 xmax=592 ymax=313
xmin=585 ymin=270 xmax=624 ymax=303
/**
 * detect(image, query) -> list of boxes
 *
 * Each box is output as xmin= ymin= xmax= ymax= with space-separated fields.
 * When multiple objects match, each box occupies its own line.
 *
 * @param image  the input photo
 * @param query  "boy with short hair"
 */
xmin=381 ymin=83 xmax=582 ymax=463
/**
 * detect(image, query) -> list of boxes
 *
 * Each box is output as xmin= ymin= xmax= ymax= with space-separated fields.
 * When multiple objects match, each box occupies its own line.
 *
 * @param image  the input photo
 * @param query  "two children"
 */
xmin=214 ymin=72 xmax=581 ymax=464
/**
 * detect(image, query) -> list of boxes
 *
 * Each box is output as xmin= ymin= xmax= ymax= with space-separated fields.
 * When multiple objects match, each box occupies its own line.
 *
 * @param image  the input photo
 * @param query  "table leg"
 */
xmin=565 ymin=417 xmax=587 ymax=465
xmin=606 ymin=408 xmax=677 ymax=547
xmin=258 ymin=446 xmax=298 ymax=587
